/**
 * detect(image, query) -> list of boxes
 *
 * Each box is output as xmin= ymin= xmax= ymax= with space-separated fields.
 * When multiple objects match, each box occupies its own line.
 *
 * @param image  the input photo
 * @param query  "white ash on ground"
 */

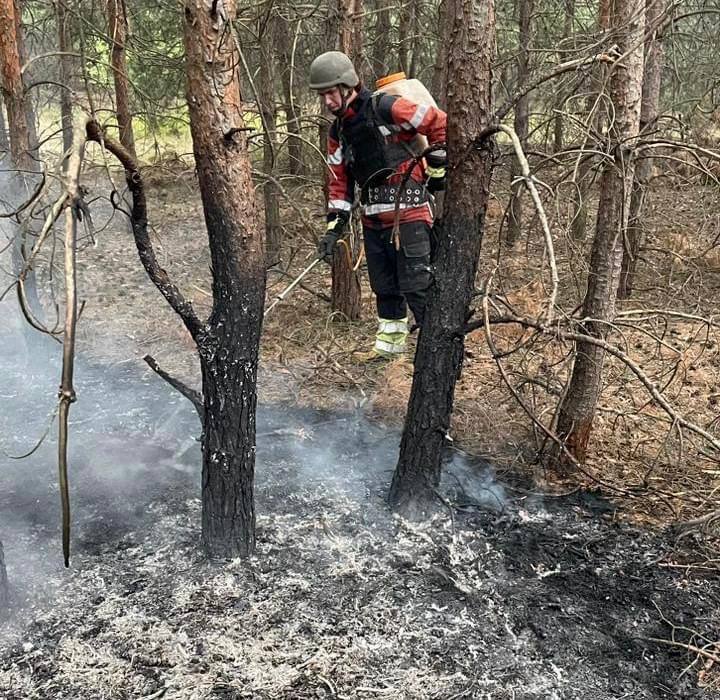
xmin=1 ymin=383 xmax=719 ymax=699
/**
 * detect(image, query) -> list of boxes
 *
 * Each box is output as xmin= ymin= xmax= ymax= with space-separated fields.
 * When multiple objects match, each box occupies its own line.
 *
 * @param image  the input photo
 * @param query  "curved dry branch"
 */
xmin=85 ymin=120 xmax=203 ymax=341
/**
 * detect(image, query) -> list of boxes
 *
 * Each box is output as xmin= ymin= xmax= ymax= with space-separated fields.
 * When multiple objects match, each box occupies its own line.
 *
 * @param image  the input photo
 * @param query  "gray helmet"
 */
xmin=309 ymin=51 xmax=359 ymax=90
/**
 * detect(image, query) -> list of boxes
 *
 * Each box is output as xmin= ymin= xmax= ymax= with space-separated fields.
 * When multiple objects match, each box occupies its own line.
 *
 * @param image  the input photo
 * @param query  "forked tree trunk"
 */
xmin=554 ymin=0 xmax=645 ymax=466
xmin=330 ymin=0 xmax=363 ymax=321
xmin=107 ymin=0 xmax=136 ymax=159
xmin=388 ymin=0 xmax=495 ymax=514
xmin=259 ymin=10 xmax=282 ymax=265
xmin=618 ymin=0 xmax=666 ymax=299
xmin=184 ymin=0 xmax=265 ymax=557
xmin=506 ymin=0 xmax=533 ymax=246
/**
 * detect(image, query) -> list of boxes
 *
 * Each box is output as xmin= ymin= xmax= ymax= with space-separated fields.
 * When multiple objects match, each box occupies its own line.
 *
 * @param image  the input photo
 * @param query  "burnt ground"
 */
xmin=1 ymin=343 xmax=719 ymax=699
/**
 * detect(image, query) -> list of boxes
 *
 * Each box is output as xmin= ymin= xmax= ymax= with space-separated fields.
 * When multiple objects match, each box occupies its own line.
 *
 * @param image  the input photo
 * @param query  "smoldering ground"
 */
xmin=0 ymin=324 xmax=719 ymax=699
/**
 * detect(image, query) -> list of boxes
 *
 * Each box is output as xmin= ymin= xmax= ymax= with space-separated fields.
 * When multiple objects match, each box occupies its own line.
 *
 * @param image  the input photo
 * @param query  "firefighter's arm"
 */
xmin=326 ymin=126 xmax=354 ymax=226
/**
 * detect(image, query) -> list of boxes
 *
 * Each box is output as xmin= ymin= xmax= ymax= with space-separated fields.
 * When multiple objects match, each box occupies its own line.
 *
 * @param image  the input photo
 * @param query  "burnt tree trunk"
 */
xmin=57 ymin=0 xmax=74 ymax=155
xmin=505 ymin=0 xmax=533 ymax=247
xmin=554 ymin=0 xmax=645 ymax=466
xmin=330 ymin=0 xmax=363 ymax=321
xmin=0 ymin=539 xmax=8 ymax=618
xmin=184 ymin=0 xmax=265 ymax=557
xmin=618 ymin=0 xmax=666 ymax=299
xmin=107 ymin=0 xmax=136 ymax=159
xmin=259 ymin=8 xmax=281 ymax=266
xmin=388 ymin=0 xmax=495 ymax=515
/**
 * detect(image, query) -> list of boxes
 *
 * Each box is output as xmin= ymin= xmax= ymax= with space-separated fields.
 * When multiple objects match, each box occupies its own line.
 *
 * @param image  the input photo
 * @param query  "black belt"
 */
xmin=363 ymin=184 xmax=428 ymax=206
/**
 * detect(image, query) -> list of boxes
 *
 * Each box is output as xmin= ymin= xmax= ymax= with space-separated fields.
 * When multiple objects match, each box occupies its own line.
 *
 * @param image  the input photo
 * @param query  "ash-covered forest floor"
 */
xmin=1 ymin=165 xmax=720 ymax=698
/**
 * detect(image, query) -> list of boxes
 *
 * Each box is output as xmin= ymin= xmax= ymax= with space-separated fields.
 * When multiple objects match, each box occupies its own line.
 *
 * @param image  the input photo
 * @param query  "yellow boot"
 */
xmin=356 ymin=317 xmax=408 ymax=362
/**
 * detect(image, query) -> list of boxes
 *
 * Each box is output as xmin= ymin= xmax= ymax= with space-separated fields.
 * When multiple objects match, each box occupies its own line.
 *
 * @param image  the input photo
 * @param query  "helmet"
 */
xmin=309 ymin=51 xmax=359 ymax=90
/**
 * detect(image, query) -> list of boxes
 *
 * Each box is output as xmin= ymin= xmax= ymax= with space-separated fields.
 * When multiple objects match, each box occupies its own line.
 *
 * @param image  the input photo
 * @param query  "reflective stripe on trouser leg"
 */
xmin=374 ymin=317 xmax=408 ymax=356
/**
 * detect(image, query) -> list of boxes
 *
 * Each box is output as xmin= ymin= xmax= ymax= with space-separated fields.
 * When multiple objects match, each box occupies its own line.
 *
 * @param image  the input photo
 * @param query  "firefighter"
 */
xmin=310 ymin=51 xmax=447 ymax=360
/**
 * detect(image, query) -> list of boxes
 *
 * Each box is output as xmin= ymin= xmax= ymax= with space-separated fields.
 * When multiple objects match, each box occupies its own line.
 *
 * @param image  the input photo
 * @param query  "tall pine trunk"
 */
xmin=107 ymin=0 xmax=136 ymax=159
xmin=275 ymin=13 xmax=304 ymax=177
xmin=330 ymin=0 xmax=363 ymax=321
xmin=184 ymin=0 xmax=265 ymax=557
xmin=389 ymin=0 xmax=495 ymax=514
xmin=618 ymin=0 xmax=666 ymax=299
xmin=505 ymin=0 xmax=533 ymax=246
xmin=554 ymin=0 xmax=645 ymax=466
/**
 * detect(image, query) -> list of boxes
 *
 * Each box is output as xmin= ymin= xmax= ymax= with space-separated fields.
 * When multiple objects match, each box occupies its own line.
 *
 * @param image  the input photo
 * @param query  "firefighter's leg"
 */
xmin=397 ymin=221 xmax=432 ymax=329
xmin=363 ymin=227 xmax=408 ymax=358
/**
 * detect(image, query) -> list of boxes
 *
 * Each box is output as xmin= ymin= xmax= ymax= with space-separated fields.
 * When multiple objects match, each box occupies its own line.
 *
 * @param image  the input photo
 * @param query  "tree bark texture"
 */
xmin=184 ymin=0 xmax=265 ymax=558
xmin=430 ymin=0 xmax=450 ymax=108
xmin=259 ymin=9 xmax=281 ymax=266
xmin=388 ymin=0 xmax=495 ymax=514
xmin=12 ymin=0 xmax=38 ymax=159
xmin=370 ymin=0 xmax=392 ymax=80
xmin=618 ymin=0 xmax=665 ymax=299
xmin=108 ymin=0 xmax=136 ymax=159
xmin=554 ymin=0 xmax=645 ymax=466
xmin=331 ymin=0 xmax=363 ymax=321
xmin=0 ymin=0 xmax=32 ymax=169
xmin=506 ymin=0 xmax=533 ymax=247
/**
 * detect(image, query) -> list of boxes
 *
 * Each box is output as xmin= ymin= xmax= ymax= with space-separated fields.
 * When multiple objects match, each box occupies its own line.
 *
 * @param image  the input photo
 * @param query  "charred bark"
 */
xmin=388 ymin=0 xmax=495 ymax=515
xmin=506 ymin=0 xmax=533 ymax=247
xmin=554 ymin=0 xmax=645 ymax=467
xmin=107 ymin=0 xmax=136 ymax=159
xmin=430 ymin=0 xmax=450 ymax=109
xmin=184 ymin=0 xmax=265 ymax=558
xmin=618 ymin=0 xmax=666 ymax=299
xmin=88 ymin=0 xmax=265 ymax=559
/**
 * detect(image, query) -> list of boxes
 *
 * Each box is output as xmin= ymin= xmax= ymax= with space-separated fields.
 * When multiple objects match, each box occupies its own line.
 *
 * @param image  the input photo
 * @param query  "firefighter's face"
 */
xmin=319 ymin=87 xmax=351 ymax=115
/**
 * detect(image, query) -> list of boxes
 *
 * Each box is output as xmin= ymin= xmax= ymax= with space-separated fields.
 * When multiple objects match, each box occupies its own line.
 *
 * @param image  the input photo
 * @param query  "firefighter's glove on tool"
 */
xmin=318 ymin=217 xmax=346 ymax=263
xmin=426 ymin=148 xmax=447 ymax=194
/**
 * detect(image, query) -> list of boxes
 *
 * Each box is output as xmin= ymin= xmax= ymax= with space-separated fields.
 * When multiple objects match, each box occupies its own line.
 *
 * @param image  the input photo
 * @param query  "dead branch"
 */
xmin=85 ymin=120 xmax=203 ymax=341
xmin=497 ymin=124 xmax=558 ymax=322
xmin=495 ymin=47 xmax=619 ymax=122
xmin=57 ymin=123 xmax=86 ymax=568
xmin=143 ymin=354 xmax=204 ymax=422
xmin=466 ymin=311 xmax=720 ymax=456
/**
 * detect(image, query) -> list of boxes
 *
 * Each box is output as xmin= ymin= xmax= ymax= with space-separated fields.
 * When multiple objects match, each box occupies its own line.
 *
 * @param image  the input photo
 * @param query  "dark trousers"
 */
xmin=363 ymin=221 xmax=432 ymax=326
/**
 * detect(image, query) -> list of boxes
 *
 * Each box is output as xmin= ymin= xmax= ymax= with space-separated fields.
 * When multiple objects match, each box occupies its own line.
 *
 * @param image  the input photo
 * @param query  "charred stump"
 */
xmin=388 ymin=0 xmax=495 ymax=515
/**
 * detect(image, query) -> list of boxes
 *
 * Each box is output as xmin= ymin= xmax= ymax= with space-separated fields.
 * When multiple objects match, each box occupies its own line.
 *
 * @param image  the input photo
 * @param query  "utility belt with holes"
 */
xmin=362 ymin=184 xmax=428 ymax=206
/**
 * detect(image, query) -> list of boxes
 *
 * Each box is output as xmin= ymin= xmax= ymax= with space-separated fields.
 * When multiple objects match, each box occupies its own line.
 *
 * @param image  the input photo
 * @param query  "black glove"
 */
xmin=317 ymin=217 xmax=346 ymax=262
xmin=426 ymin=147 xmax=447 ymax=193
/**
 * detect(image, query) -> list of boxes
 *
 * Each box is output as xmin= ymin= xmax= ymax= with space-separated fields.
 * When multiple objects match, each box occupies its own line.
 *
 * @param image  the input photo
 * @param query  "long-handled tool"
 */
xmin=264 ymin=256 xmax=323 ymax=317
